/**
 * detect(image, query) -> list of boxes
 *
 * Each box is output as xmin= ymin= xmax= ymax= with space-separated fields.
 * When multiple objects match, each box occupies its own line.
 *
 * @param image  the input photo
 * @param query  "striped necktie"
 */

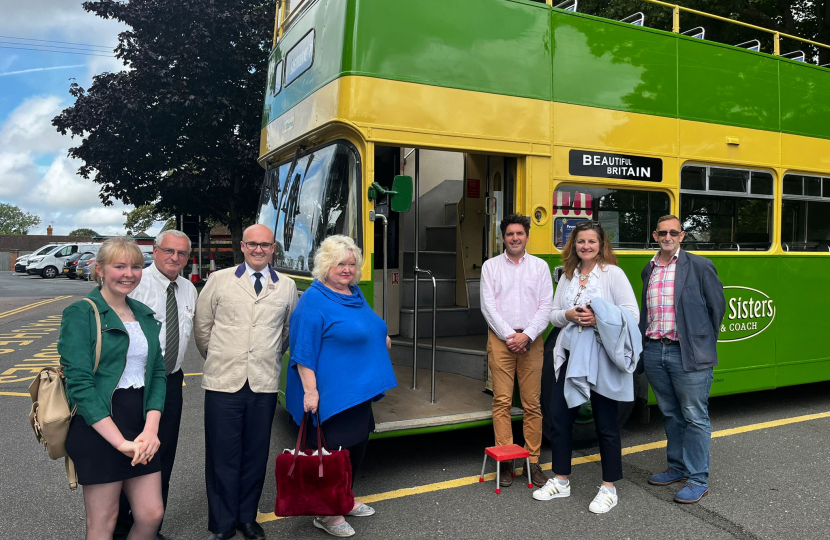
xmin=164 ymin=281 xmax=179 ymax=375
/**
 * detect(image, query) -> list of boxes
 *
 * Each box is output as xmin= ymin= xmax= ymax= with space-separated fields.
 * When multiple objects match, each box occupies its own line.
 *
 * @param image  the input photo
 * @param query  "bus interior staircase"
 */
xmin=375 ymin=189 xmax=520 ymax=434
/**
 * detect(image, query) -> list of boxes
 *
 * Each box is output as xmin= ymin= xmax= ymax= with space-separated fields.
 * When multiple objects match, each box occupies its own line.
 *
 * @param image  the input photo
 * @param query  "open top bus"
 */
xmin=257 ymin=0 xmax=830 ymax=438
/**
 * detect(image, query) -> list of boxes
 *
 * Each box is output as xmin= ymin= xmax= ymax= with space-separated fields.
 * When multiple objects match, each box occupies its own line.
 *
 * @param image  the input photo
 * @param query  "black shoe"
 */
xmin=157 ymin=534 xmax=174 ymax=540
xmin=499 ymin=461 xmax=513 ymax=487
xmin=236 ymin=522 xmax=265 ymax=540
xmin=207 ymin=531 xmax=236 ymax=540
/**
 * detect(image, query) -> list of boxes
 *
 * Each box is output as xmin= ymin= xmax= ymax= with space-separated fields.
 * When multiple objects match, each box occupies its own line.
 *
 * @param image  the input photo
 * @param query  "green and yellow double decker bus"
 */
xmin=256 ymin=0 xmax=830 ymax=437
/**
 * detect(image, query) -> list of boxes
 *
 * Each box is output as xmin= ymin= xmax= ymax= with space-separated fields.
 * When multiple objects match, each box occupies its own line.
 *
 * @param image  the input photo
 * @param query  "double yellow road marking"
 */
xmin=0 ymin=296 xmax=73 ymax=320
xmin=256 ymin=409 xmax=830 ymax=523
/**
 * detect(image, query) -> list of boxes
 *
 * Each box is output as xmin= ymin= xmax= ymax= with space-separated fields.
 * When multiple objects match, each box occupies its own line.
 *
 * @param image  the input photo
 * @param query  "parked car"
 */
xmin=143 ymin=252 xmax=153 ymax=268
xmin=14 ymin=244 xmax=60 ymax=273
xmin=28 ymin=242 xmax=103 ymax=279
xmin=65 ymin=252 xmax=94 ymax=280
xmin=77 ymin=256 xmax=97 ymax=281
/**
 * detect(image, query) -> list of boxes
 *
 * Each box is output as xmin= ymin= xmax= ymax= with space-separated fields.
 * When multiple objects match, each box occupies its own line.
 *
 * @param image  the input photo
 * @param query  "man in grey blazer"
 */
xmin=639 ymin=215 xmax=725 ymax=504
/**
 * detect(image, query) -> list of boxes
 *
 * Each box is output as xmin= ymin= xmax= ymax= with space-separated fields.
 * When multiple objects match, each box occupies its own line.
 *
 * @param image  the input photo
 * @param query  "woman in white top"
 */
xmin=532 ymin=221 xmax=638 ymax=514
xmin=60 ymin=237 xmax=166 ymax=540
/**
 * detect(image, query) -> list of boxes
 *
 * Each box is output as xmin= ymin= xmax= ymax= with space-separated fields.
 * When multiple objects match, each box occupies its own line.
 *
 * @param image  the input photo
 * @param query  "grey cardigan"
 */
xmin=639 ymin=249 xmax=726 ymax=371
xmin=554 ymin=297 xmax=643 ymax=407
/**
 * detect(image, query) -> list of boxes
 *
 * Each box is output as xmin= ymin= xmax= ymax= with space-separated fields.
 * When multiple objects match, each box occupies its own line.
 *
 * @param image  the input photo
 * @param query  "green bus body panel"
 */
xmin=262 ymin=0 xmax=830 ymax=141
xmin=542 ymin=253 xmax=828 ymax=405
xmin=345 ymin=0 xmax=551 ymax=101
xmin=779 ymin=62 xmax=830 ymax=139
xmin=262 ymin=0 xmax=348 ymax=130
xmin=551 ymin=13 xmax=678 ymax=118
xmin=677 ymin=40 xmax=780 ymax=132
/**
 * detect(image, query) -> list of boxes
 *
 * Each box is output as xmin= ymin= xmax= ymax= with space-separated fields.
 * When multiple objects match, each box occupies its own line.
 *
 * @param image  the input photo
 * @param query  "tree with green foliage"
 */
xmin=0 ymin=202 xmax=42 ymax=235
xmin=578 ymin=0 xmax=830 ymax=64
xmin=53 ymin=0 xmax=273 ymax=263
xmin=68 ymin=228 xmax=99 ymax=237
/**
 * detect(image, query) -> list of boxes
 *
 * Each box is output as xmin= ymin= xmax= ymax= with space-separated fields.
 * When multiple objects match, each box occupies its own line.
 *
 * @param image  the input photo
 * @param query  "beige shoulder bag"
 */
xmin=28 ymin=297 xmax=101 ymax=490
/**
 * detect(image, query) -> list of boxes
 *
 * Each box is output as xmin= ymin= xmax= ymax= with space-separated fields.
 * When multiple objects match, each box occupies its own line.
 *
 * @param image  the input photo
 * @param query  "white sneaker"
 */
xmin=532 ymin=478 xmax=571 ymax=501
xmin=588 ymin=485 xmax=618 ymax=514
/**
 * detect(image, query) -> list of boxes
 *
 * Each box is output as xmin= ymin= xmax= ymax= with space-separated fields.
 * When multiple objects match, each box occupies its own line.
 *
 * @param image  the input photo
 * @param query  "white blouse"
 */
xmin=116 ymin=321 xmax=149 ymax=389
xmin=550 ymin=264 xmax=640 ymax=329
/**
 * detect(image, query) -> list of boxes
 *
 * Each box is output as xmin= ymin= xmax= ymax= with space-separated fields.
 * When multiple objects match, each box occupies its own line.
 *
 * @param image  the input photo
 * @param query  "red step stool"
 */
xmin=479 ymin=444 xmax=532 ymax=494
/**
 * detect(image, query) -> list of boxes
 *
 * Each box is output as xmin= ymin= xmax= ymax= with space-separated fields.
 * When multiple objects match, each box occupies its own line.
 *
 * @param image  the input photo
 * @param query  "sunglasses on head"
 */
xmin=655 ymin=230 xmax=682 ymax=237
xmin=575 ymin=221 xmax=602 ymax=231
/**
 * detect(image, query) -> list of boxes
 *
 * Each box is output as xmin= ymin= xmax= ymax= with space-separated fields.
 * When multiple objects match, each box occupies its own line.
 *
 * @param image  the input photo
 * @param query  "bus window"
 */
xmin=781 ymin=174 xmax=830 ymax=252
xmin=679 ymin=165 xmax=773 ymax=251
xmin=258 ymin=141 xmax=361 ymax=273
xmin=552 ymin=185 xmax=669 ymax=249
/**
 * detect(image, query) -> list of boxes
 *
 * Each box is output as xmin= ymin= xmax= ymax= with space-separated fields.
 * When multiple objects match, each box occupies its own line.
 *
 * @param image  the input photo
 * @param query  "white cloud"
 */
xmin=0 ymin=1 xmax=137 ymax=236
xmin=0 ymin=94 xmax=67 ymax=153
xmin=0 ymin=0 xmax=128 ymax=78
xmin=0 ymin=95 xmax=134 ymax=236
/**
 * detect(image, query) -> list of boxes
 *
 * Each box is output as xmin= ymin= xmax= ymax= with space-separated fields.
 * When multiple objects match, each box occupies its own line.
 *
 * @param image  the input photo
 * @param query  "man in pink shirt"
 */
xmin=481 ymin=214 xmax=553 ymax=488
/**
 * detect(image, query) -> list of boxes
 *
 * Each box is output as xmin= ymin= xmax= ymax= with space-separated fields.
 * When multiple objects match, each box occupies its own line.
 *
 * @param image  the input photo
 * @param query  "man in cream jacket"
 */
xmin=194 ymin=224 xmax=297 ymax=540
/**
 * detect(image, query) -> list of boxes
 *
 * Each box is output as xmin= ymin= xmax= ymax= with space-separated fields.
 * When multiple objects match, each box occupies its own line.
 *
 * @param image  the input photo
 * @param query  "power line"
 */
xmin=0 ymin=40 xmax=116 ymax=54
xmin=0 ymin=45 xmax=115 ymax=58
xmin=0 ymin=34 xmax=115 ymax=50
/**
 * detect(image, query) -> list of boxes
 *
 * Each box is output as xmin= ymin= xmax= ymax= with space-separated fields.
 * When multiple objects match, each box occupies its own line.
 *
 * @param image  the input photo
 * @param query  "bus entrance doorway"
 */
xmin=372 ymin=147 xmax=523 ymax=436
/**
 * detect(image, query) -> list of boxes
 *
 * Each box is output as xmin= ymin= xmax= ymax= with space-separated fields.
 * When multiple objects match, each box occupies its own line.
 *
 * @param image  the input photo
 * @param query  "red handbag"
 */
xmin=274 ymin=412 xmax=355 ymax=516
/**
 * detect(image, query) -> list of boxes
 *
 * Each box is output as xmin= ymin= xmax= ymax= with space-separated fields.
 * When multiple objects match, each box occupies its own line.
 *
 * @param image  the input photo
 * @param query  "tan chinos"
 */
xmin=487 ymin=329 xmax=544 ymax=462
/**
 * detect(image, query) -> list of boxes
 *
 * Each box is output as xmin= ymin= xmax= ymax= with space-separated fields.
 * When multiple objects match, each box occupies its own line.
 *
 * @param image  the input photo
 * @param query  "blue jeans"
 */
xmin=643 ymin=340 xmax=713 ymax=487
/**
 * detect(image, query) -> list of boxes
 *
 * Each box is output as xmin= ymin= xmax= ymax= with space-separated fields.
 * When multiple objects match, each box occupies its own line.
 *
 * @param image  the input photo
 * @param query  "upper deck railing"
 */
xmin=638 ymin=0 xmax=830 ymax=60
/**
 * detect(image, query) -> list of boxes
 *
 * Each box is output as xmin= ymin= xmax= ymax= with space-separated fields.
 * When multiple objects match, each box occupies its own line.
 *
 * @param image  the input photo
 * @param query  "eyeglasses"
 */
xmin=157 ymin=247 xmax=190 ymax=259
xmin=655 ymin=230 xmax=682 ymax=238
xmin=243 ymin=241 xmax=275 ymax=250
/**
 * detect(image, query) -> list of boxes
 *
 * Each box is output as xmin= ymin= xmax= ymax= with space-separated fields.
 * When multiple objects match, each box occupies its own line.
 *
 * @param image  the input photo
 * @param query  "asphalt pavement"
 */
xmin=1 ymin=270 xmax=828 ymax=539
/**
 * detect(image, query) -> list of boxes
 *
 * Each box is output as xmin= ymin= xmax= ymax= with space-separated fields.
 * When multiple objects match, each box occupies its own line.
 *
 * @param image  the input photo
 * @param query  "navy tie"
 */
xmin=253 ymin=272 xmax=263 ymax=296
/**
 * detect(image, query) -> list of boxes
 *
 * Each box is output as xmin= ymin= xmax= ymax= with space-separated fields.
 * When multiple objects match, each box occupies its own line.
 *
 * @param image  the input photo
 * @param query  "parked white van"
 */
xmin=14 ymin=244 xmax=61 ymax=273
xmin=27 ymin=243 xmax=103 ymax=278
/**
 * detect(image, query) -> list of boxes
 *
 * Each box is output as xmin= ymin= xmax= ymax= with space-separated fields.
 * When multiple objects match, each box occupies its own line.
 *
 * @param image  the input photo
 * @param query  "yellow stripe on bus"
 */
xmin=256 ymin=409 xmax=830 ymax=524
xmin=0 ymin=296 xmax=73 ymax=319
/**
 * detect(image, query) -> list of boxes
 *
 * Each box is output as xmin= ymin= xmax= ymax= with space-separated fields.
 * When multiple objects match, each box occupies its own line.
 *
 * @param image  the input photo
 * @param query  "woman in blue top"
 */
xmin=286 ymin=235 xmax=397 ymax=538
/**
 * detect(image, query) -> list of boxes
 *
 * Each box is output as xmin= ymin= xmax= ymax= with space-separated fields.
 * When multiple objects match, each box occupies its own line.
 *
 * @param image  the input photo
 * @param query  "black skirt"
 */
xmin=294 ymin=400 xmax=375 ymax=450
xmin=65 ymin=387 xmax=161 ymax=485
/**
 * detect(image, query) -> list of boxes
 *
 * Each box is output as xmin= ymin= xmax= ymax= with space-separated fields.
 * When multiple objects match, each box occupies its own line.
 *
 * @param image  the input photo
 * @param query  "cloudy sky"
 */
xmin=0 ymin=0 xmax=160 ymax=236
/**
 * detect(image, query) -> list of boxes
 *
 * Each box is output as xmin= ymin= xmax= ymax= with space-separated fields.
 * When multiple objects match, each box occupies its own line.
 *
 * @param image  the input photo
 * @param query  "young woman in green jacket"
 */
xmin=58 ymin=237 xmax=167 ymax=540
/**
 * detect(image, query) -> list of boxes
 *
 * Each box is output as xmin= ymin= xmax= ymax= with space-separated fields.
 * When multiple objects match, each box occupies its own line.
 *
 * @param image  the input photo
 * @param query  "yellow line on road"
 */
xmin=0 ymin=391 xmax=29 ymax=397
xmin=0 ymin=296 xmax=73 ymax=319
xmin=256 ymin=409 xmax=830 ymax=524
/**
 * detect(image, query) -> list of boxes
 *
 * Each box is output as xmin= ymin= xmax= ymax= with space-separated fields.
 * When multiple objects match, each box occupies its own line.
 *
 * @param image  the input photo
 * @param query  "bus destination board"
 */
xmin=569 ymin=150 xmax=663 ymax=182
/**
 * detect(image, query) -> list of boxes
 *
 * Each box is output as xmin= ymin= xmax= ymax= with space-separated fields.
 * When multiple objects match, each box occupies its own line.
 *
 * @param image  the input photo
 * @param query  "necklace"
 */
xmin=577 ymin=264 xmax=595 ymax=282
xmin=115 ymin=308 xmax=133 ymax=319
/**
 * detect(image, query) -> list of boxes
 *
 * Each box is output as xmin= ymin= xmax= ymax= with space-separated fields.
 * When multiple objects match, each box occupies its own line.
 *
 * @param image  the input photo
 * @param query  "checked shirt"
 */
xmin=645 ymin=252 xmax=679 ymax=341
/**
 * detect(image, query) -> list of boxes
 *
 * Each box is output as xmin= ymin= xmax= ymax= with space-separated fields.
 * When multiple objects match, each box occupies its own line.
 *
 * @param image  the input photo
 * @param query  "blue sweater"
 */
xmin=286 ymin=280 xmax=397 ymax=425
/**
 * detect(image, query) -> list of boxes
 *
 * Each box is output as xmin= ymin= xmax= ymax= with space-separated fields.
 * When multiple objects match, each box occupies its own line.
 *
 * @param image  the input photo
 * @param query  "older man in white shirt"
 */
xmin=114 ymin=229 xmax=197 ymax=540
xmin=481 ymin=213 xmax=553 ymax=489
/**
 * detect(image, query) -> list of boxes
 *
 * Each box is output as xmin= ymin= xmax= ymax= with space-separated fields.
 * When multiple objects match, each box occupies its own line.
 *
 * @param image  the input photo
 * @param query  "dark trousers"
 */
xmin=114 ymin=369 xmax=184 ymax=539
xmin=204 ymin=382 xmax=278 ymax=533
xmin=549 ymin=358 xmax=624 ymax=482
